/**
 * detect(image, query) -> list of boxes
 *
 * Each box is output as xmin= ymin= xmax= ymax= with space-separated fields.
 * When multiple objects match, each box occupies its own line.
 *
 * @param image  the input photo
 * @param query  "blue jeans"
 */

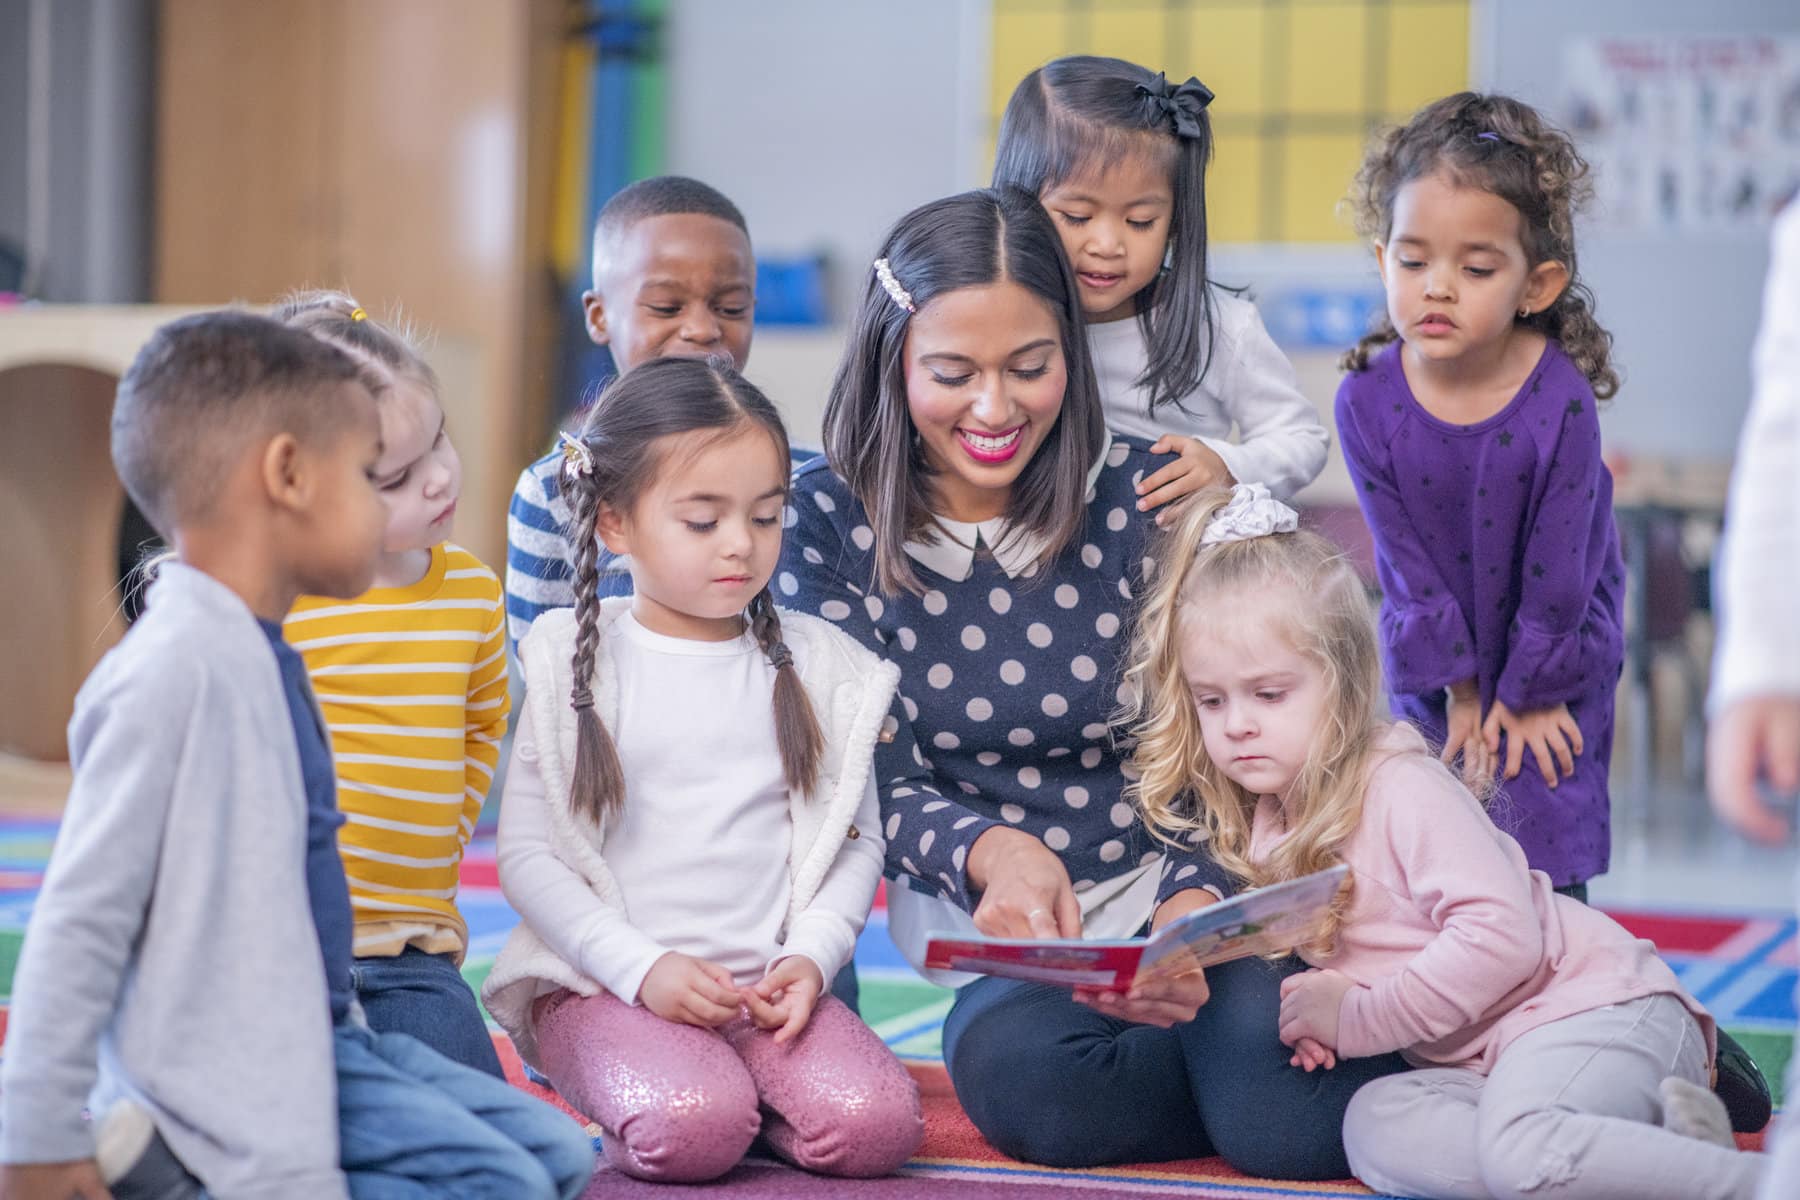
xmin=942 ymin=953 xmax=1411 ymax=1178
xmin=336 ymin=1023 xmax=595 ymax=1199
xmin=352 ymin=947 xmax=504 ymax=1078
xmin=829 ymin=962 xmax=859 ymax=1012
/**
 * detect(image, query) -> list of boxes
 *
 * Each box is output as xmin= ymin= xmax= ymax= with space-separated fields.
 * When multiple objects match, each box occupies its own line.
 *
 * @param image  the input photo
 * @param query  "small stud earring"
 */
xmin=1519 ymin=306 xmax=1531 ymax=319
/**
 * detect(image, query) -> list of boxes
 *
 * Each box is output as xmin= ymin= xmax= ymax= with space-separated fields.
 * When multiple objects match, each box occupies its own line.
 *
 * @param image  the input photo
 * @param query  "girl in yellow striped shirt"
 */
xmin=282 ymin=292 xmax=510 ymax=1077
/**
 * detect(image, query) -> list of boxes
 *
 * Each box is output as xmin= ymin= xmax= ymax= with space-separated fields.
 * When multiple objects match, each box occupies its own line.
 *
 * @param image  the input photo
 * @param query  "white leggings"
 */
xmin=1344 ymin=994 xmax=1764 ymax=1200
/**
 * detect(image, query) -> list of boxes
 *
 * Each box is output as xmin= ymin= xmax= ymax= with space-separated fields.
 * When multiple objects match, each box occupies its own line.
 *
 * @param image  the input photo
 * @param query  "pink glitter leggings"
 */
xmin=531 ymin=989 xmax=923 ymax=1183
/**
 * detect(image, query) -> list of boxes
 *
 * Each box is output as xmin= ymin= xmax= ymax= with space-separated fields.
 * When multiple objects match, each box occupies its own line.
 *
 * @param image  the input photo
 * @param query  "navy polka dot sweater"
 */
xmin=780 ymin=439 xmax=1232 ymax=913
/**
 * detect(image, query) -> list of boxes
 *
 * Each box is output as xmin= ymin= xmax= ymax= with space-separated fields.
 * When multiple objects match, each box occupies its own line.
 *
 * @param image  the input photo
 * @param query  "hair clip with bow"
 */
xmin=1136 ymin=72 xmax=1215 ymax=141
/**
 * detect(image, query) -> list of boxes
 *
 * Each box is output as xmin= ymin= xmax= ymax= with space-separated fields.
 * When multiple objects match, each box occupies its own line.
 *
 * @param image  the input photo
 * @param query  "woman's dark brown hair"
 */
xmin=823 ymin=186 xmax=1106 ymax=596
xmin=561 ymin=355 xmax=823 ymax=824
xmin=1342 ymin=92 xmax=1618 ymax=400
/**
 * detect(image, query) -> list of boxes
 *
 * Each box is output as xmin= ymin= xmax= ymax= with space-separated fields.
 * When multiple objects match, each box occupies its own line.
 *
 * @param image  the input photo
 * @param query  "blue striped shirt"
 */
xmin=504 ymin=449 xmax=630 ymax=649
xmin=505 ymin=442 xmax=825 ymax=650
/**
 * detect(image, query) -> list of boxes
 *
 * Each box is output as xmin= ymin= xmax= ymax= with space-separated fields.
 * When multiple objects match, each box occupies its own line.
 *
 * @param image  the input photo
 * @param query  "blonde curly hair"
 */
xmin=1119 ymin=490 xmax=1391 ymax=956
xmin=1341 ymin=92 xmax=1618 ymax=401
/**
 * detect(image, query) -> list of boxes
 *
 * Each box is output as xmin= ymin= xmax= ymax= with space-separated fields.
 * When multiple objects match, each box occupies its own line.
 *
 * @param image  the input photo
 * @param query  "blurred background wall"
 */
xmin=3 ymin=0 xmax=1800 ymax=764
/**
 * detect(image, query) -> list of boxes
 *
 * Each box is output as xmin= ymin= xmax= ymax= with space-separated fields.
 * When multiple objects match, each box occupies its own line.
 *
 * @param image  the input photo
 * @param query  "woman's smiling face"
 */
xmin=902 ymin=279 xmax=1069 ymax=523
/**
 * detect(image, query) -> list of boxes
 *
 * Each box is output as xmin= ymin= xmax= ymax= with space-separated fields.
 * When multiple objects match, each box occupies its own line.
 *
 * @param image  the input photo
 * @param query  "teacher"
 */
xmin=780 ymin=187 xmax=1406 ymax=1178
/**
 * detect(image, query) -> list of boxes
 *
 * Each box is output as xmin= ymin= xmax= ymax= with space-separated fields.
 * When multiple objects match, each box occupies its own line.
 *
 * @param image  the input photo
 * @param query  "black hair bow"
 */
xmin=1136 ymin=72 xmax=1215 ymax=140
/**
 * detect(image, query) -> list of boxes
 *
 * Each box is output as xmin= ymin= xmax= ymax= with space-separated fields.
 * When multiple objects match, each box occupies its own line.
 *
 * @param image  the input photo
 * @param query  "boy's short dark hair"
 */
xmin=112 ymin=310 xmax=379 ymax=537
xmin=591 ymin=175 xmax=749 ymax=278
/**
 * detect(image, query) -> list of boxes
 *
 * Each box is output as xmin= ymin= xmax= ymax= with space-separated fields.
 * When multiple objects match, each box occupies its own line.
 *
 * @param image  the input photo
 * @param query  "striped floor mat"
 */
xmin=0 ymin=822 xmax=1785 ymax=1196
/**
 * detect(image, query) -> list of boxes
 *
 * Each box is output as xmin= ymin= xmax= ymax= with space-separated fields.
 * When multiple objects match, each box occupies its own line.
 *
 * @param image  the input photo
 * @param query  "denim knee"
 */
xmin=452 ymin=1141 xmax=561 ymax=1200
xmin=946 ymin=1001 xmax=1108 ymax=1167
xmin=352 ymin=950 xmax=503 ymax=1079
xmin=537 ymin=1119 xmax=598 ymax=1199
xmin=1206 ymin=1104 xmax=1354 ymax=1181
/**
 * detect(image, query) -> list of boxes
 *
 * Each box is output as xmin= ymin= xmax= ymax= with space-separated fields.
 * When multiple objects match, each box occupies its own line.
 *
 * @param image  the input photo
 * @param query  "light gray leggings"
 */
xmin=1761 ymin=864 xmax=1800 ymax=1200
xmin=1344 ymin=994 xmax=1764 ymax=1200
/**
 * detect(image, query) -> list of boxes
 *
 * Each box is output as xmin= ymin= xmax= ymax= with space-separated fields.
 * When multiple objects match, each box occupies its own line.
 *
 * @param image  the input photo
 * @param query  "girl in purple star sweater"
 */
xmin=1335 ymin=93 xmax=1624 ymax=896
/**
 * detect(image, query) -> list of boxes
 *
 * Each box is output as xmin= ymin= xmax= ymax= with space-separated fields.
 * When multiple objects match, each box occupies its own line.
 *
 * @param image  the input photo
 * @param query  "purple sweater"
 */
xmin=1335 ymin=341 xmax=1625 ymax=886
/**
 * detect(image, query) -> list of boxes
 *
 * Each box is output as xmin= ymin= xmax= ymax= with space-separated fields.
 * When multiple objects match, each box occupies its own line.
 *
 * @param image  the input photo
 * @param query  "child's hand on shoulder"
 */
xmin=1278 ymin=967 xmax=1354 ymax=1060
xmin=0 ymin=1160 xmax=113 ymax=1200
xmin=742 ymin=956 xmax=825 ymax=1044
xmin=1139 ymin=436 xmax=1236 ymax=525
xmin=638 ymin=952 xmax=743 ymax=1028
xmin=1482 ymin=700 xmax=1584 ymax=789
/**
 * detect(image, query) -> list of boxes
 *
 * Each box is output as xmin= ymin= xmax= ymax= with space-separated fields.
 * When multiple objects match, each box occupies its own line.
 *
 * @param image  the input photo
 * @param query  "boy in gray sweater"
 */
xmin=0 ymin=312 xmax=594 ymax=1200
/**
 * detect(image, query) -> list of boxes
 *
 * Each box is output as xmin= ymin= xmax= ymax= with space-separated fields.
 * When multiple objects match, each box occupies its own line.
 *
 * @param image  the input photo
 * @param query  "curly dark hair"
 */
xmin=1341 ymin=92 xmax=1618 ymax=400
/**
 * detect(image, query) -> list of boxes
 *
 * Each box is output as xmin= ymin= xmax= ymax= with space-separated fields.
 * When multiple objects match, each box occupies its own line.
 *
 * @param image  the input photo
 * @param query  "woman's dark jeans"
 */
xmin=942 ymin=953 xmax=1410 ymax=1178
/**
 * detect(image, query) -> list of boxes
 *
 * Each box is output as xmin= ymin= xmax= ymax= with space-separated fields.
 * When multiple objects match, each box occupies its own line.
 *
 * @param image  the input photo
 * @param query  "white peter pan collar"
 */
xmin=901 ymin=437 xmax=1117 ymax=583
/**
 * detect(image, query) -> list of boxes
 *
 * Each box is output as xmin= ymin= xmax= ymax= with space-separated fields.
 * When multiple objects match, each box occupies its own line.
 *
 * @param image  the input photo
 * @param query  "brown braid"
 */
xmin=1340 ymin=92 xmax=1619 ymax=400
xmin=565 ymin=469 xmax=627 ymax=823
xmin=747 ymin=586 xmax=825 ymax=794
xmin=557 ymin=355 xmax=819 ymax=821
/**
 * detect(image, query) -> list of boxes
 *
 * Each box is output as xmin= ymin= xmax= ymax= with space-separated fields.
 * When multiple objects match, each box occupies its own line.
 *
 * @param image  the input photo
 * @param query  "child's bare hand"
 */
xmin=1441 ymin=680 xmax=1491 ymax=787
xmin=1278 ymin=967 xmax=1353 ymax=1053
xmin=0 ymin=1161 xmax=113 ymax=1200
xmin=1289 ymin=1036 xmax=1337 ymax=1072
xmin=638 ymin=952 xmax=742 ymax=1028
xmin=1707 ymin=695 xmax=1800 ymax=844
xmin=742 ymin=956 xmax=824 ymax=1043
xmin=1138 ymin=436 xmax=1235 ymax=524
xmin=1482 ymin=701 xmax=1583 ymax=788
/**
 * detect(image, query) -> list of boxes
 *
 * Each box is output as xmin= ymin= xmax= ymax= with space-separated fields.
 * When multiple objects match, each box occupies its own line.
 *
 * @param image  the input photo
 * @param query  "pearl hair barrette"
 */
xmin=873 ymin=258 xmax=915 ymax=314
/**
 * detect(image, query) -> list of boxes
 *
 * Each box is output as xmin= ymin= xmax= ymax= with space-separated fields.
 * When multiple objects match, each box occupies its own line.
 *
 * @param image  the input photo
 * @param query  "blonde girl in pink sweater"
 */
xmin=1122 ymin=483 xmax=1763 ymax=1200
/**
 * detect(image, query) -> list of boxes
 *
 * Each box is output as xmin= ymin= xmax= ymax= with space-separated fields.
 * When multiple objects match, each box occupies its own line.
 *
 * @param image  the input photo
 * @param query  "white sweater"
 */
xmin=1714 ymin=203 xmax=1800 ymax=710
xmin=483 ymin=600 xmax=899 ymax=1068
xmin=1089 ymin=290 xmax=1329 ymax=499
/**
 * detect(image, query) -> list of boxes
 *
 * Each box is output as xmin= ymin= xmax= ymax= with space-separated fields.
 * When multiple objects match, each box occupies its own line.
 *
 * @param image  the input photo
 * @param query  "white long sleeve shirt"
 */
xmin=497 ymin=610 xmax=884 ymax=1004
xmin=1088 ymin=290 xmax=1330 ymax=499
xmin=1713 ymin=203 xmax=1800 ymax=711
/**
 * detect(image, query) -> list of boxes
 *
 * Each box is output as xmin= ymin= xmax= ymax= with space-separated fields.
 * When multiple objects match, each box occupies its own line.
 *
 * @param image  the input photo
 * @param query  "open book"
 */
xmin=923 ymin=864 xmax=1348 ymax=993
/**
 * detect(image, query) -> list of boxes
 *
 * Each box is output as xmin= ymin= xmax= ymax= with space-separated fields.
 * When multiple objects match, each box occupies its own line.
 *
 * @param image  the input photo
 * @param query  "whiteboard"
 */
xmin=1475 ymin=0 xmax=1800 ymax=460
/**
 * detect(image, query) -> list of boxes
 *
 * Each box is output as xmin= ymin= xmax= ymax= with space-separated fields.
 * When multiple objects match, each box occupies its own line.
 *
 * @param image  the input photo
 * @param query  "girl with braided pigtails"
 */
xmin=480 ymin=356 xmax=921 ymax=1184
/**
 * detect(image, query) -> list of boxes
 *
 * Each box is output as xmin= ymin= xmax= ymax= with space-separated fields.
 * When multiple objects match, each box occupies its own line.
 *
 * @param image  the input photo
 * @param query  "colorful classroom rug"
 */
xmin=0 ymin=820 xmax=1787 ymax=1197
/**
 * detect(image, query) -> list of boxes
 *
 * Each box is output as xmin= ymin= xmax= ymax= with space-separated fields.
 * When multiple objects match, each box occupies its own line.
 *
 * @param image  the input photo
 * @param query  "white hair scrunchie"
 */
xmin=1199 ymin=482 xmax=1299 ymax=546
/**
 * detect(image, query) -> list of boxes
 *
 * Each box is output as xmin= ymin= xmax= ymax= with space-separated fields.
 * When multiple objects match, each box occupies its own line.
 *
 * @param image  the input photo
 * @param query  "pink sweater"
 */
xmin=1249 ymin=724 xmax=1712 ymax=1074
